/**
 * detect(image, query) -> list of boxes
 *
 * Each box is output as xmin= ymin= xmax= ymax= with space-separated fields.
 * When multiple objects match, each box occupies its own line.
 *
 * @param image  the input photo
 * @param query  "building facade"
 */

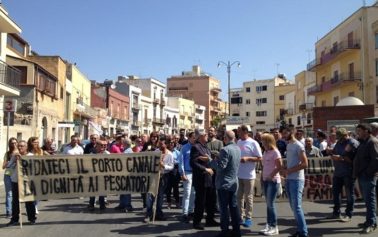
xmin=307 ymin=3 xmax=378 ymax=106
xmin=167 ymin=65 xmax=223 ymax=130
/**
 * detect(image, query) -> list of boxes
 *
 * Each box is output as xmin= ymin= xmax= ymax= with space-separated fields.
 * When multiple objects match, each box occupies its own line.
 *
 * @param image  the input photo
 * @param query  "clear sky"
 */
xmin=4 ymin=0 xmax=377 ymax=99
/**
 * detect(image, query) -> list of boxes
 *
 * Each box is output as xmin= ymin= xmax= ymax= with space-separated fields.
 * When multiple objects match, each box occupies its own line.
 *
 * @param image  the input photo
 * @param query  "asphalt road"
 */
xmin=0 ymin=188 xmax=371 ymax=237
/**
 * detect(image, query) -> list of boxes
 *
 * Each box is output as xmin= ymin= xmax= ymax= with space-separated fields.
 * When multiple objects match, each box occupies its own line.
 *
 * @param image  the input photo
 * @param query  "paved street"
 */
xmin=0 ymin=182 xmax=370 ymax=237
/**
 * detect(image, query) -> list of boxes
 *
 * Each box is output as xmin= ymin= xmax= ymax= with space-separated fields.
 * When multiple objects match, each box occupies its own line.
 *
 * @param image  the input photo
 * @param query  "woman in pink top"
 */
xmin=260 ymin=133 xmax=283 ymax=236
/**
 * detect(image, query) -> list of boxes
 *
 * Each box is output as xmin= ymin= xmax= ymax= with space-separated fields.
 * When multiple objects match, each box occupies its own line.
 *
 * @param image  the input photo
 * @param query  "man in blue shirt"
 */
xmin=178 ymin=132 xmax=197 ymax=222
xmin=328 ymin=128 xmax=359 ymax=222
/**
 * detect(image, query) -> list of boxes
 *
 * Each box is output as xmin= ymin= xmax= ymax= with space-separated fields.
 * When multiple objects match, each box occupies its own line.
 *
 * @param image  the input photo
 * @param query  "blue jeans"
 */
xmin=182 ymin=173 xmax=195 ymax=215
xmin=332 ymin=175 xmax=355 ymax=217
xmin=4 ymin=175 xmax=12 ymax=215
xmin=286 ymin=179 xmax=308 ymax=236
xmin=263 ymin=180 xmax=279 ymax=227
xmin=119 ymin=194 xmax=132 ymax=209
xmin=358 ymin=174 xmax=377 ymax=226
xmin=146 ymin=174 xmax=168 ymax=218
xmin=217 ymin=189 xmax=240 ymax=234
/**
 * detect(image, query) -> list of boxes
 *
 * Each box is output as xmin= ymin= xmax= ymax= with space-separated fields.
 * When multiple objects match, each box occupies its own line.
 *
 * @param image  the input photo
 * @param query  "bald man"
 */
xmin=210 ymin=130 xmax=242 ymax=237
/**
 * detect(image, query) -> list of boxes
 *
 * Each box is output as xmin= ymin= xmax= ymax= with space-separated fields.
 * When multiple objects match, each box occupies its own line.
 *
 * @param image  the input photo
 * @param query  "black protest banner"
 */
xmin=18 ymin=152 xmax=161 ymax=202
xmin=255 ymin=156 xmax=360 ymax=201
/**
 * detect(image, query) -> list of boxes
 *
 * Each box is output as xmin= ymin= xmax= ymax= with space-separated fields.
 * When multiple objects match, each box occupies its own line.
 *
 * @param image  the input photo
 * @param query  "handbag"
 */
xmin=4 ymin=168 xmax=12 ymax=176
xmin=276 ymin=182 xmax=283 ymax=198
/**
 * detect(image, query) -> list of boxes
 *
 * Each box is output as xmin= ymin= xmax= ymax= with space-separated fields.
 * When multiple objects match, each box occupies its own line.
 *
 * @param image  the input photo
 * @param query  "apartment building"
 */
xmin=307 ymin=2 xmax=378 ymax=106
xmin=194 ymin=104 xmax=206 ymax=130
xmin=164 ymin=105 xmax=179 ymax=134
xmin=121 ymin=76 xmax=166 ymax=132
xmin=283 ymin=71 xmax=316 ymax=135
xmin=167 ymin=65 xmax=223 ymax=130
xmin=231 ymin=75 xmax=290 ymax=132
xmin=167 ymin=97 xmax=195 ymax=133
xmin=0 ymin=5 xmax=22 ymax=154
xmin=115 ymin=77 xmax=142 ymax=135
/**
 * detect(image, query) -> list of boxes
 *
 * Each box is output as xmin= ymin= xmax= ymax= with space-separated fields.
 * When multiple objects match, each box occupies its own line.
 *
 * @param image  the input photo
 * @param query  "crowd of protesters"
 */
xmin=2 ymin=123 xmax=378 ymax=236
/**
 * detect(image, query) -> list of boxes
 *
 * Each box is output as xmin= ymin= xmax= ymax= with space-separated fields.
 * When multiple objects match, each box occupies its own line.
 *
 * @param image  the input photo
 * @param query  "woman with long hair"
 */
xmin=142 ymin=131 xmax=160 ymax=152
xmin=2 ymin=137 xmax=18 ymax=218
xmin=259 ymin=134 xmax=283 ymax=236
xmin=27 ymin=136 xmax=48 ymax=215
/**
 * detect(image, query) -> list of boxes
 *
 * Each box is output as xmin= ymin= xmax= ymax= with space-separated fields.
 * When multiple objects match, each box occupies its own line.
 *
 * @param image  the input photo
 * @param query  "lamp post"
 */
xmin=217 ymin=60 xmax=241 ymax=116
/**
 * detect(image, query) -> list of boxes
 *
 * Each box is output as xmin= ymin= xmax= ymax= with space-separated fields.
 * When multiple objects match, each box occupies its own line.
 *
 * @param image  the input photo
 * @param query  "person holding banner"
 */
xmin=6 ymin=140 xmax=37 ymax=226
xmin=353 ymin=124 xmax=378 ymax=234
xmin=62 ymin=135 xmax=84 ymax=155
xmin=88 ymin=139 xmax=109 ymax=211
xmin=281 ymin=127 xmax=308 ymax=237
xmin=328 ymin=128 xmax=359 ymax=222
xmin=144 ymin=136 xmax=174 ymax=222
xmin=2 ymin=137 xmax=18 ymax=218
xmin=259 ymin=133 xmax=283 ymax=236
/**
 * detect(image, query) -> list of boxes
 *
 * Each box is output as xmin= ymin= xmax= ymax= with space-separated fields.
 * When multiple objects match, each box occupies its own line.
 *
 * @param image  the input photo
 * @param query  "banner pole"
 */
xmin=152 ymin=154 xmax=162 ymax=224
xmin=17 ymin=159 xmax=23 ymax=229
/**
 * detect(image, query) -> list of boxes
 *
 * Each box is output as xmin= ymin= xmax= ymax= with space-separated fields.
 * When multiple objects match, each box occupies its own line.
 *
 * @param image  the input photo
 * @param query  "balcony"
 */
xmin=195 ymin=115 xmax=204 ymax=121
xmin=299 ymin=103 xmax=314 ymax=111
xmin=143 ymin=119 xmax=152 ymax=126
xmin=307 ymin=39 xmax=360 ymax=71
xmin=308 ymin=72 xmax=361 ymax=95
xmin=152 ymin=118 xmax=165 ymax=125
xmin=131 ymin=104 xmax=141 ymax=112
xmin=210 ymin=87 xmax=222 ymax=92
xmin=76 ymin=102 xmax=98 ymax=118
xmin=160 ymin=98 xmax=166 ymax=106
xmin=0 ymin=60 xmax=21 ymax=96
xmin=153 ymin=98 xmax=160 ymax=104
xmin=131 ymin=121 xmax=141 ymax=127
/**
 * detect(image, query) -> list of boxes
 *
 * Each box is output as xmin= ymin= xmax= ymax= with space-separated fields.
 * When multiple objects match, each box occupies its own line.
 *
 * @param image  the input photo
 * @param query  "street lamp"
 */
xmin=217 ymin=60 xmax=241 ymax=116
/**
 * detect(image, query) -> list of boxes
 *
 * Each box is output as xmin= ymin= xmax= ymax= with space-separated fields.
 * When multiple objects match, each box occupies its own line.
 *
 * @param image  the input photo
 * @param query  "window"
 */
xmin=297 ymin=116 xmax=301 ymax=126
xmin=375 ymin=33 xmax=378 ymax=49
xmin=256 ymin=98 xmax=267 ymax=104
xmin=348 ymin=91 xmax=355 ymax=97
xmin=256 ymin=121 xmax=265 ymax=125
xmin=246 ymin=112 xmax=250 ymax=117
xmin=14 ymin=66 xmax=27 ymax=84
xmin=256 ymin=111 xmax=267 ymax=117
xmin=37 ymin=70 xmax=57 ymax=97
xmin=256 ymin=85 xmax=267 ymax=92
xmin=231 ymin=97 xmax=242 ymax=104
xmin=246 ymin=87 xmax=251 ymax=92
xmin=246 ymin=99 xmax=251 ymax=104
xmin=279 ymin=95 xmax=284 ymax=100
xmin=60 ymin=87 xmax=64 ymax=99
xmin=7 ymin=34 xmax=25 ymax=55
xmin=288 ymin=118 xmax=292 ymax=124
xmin=321 ymin=100 xmax=326 ymax=107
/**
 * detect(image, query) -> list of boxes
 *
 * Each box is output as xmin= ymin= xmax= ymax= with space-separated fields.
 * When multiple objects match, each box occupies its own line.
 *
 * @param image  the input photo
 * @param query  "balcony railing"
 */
xmin=153 ymin=98 xmax=160 ymax=104
xmin=308 ymin=72 xmax=361 ymax=95
xmin=160 ymin=98 xmax=166 ymax=106
xmin=307 ymin=39 xmax=360 ymax=70
xmin=131 ymin=121 xmax=141 ymax=127
xmin=210 ymin=87 xmax=222 ymax=92
xmin=152 ymin=118 xmax=165 ymax=124
xmin=0 ymin=60 xmax=21 ymax=88
xmin=299 ymin=103 xmax=314 ymax=111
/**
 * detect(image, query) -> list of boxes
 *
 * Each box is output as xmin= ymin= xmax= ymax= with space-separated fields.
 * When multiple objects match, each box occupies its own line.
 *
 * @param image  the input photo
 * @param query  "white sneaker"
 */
xmin=264 ymin=226 xmax=279 ymax=236
xmin=259 ymin=224 xmax=270 ymax=234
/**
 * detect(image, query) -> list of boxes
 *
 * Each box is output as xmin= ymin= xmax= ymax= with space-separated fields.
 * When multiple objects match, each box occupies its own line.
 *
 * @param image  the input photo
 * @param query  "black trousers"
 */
xmin=166 ymin=165 xmax=180 ymax=204
xmin=193 ymin=184 xmax=217 ymax=225
xmin=11 ymin=182 xmax=36 ymax=222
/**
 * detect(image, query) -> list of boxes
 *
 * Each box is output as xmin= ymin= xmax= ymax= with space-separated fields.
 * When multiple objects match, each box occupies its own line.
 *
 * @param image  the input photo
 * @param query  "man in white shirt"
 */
xmin=237 ymin=125 xmax=262 ymax=228
xmin=63 ymin=135 xmax=84 ymax=155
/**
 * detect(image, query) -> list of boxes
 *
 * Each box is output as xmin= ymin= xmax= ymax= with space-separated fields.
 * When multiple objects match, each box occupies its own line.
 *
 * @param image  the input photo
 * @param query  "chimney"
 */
xmin=192 ymin=65 xmax=201 ymax=76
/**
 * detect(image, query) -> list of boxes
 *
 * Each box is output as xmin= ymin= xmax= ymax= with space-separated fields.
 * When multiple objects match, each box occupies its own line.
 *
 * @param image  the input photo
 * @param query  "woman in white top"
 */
xmin=2 ymin=137 xmax=18 ymax=218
